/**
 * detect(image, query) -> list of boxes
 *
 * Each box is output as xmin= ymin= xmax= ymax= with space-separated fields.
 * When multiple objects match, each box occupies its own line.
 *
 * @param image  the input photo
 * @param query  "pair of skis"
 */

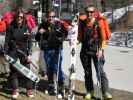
xmin=67 ymin=13 xmax=79 ymax=100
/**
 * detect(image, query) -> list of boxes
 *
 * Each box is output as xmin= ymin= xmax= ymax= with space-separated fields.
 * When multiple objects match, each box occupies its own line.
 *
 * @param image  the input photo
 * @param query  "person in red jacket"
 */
xmin=0 ymin=16 xmax=6 ymax=33
xmin=0 ymin=16 xmax=9 ymax=75
xmin=4 ymin=8 xmax=34 ymax=99
xmin=78 ymin=5 xmax=112 ymax=100
xmin=0 ymin=16 xmax=6 ymax=53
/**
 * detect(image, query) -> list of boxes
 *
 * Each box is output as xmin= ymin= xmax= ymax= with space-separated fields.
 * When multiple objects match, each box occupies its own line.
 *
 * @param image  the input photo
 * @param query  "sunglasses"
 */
xmin=86 ymin=11 xmax=94 ymax=13
xmin=49 ymin=16 xmax=55 ymax=18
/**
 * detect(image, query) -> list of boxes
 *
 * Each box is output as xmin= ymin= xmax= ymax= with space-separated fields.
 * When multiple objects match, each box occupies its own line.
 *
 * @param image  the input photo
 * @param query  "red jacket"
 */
xmin=0 ymin=20 xmax=6 ymax=32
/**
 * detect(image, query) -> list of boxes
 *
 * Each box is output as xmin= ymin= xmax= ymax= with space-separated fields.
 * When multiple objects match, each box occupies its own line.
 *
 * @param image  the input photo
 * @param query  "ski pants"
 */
xmin=44 ymin=48 xmax=65 ymax=84
xmin=9 ymin=50 xmax=33 ymax=90
xmin=80 ymin=50 xmax=109 ymax=94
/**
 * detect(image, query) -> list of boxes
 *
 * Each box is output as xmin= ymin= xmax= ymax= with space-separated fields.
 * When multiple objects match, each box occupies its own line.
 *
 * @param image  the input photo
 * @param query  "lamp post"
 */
xmin=101 ymin=0 xmax=106 ymax=12
xmin=52 ymin=0 xmax=62 ymax=18
xmin=45 ymin=0 xmax=52 ymax=17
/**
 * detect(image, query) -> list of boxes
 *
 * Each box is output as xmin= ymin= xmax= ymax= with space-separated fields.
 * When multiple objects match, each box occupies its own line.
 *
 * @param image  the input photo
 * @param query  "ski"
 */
xmin=5 ymin=55 xmax=40 ymax=83
xmin=95 ymin=56 xmax=104 ymax=100
xmin=67 ymin=13 xmax=79 ymax=100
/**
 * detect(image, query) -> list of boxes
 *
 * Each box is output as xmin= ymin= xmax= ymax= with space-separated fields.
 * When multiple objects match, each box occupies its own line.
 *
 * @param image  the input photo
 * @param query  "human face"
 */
xmin=17 ymin=13 xmax=24 ymax=25
xmin=86 ymin=7 xmax=95 ymax=19
xmin=48 ymin=11 xmax=56 ymax=23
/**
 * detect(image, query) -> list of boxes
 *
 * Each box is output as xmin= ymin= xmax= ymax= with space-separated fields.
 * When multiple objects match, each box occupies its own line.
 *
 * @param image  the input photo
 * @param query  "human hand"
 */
xmin=24 ymin=32 xmax=31 ymax=35
xmin=24 ymin=32 xmax=31 ymax=39
xmin=68 ymin=25 xmax=72 ymax=30
xmin=96 ymin=50 xmax=103 ymax=58
xmin=27 ymin=55 xmax=32 ymax=63
xmin=39 ymin=28 xmax=46 ymax=34
xmin=77 ymin=40 xmax=80 ymax=45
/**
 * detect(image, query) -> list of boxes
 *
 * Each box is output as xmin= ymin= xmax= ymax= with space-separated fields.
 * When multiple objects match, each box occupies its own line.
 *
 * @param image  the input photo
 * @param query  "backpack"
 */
xmin=3 ymin=11 xmax=15 ymax=27
xmin=79 ymin=13 xmax=111 ymax=44
xmin=95 ymin=11 xmax=111 ymax=41
xmin=26 ymin=14 xmax=36 ymax=32
xmin=0 ymin=20 xmax=6 ymax=33
xmin=0 ymin=20 xmax=6 ymax=54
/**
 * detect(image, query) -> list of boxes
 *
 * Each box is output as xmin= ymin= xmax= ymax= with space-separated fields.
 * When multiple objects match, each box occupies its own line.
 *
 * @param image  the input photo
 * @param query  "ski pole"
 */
xmin=54 ymin=48 xmax=61 ymax=99
xmin=59 ymin=0 xmax=61 ymax=19
xmin=26 ymin=38 xmax=39 ymax=96
xmin=96 ymin=55 xmax=103 ymax=100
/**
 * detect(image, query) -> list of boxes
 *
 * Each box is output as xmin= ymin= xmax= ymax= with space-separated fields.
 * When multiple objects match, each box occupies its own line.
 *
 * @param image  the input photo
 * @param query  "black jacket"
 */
xmin=35 ymin=20 xmax=67 ymax=50
xmin=4 ymin=21 xmax=32 ymax=55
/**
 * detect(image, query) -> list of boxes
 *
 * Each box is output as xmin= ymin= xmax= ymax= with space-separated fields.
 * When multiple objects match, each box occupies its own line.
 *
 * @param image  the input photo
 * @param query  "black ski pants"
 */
xmin=80 ymin=50 xmax=109 ymax=94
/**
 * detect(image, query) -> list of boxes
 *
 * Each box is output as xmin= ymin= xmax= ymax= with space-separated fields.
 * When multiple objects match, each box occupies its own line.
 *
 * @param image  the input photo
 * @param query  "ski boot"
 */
xmin=45 ymin=89 xmax=49 ymax=94
xmin=27 ymin=89 xmax=34 ymax=98
xmin=103 ymin=92 xmax=112 ymax=100
xmin=57 ymin=89 xmax=65 ymax=99
xmin=84 ymin=93 xmax=91 ymax=100
xmin=48 ymin=83 xmax=57 ymax=95
xmin=57 ymin=82 xmax=65 ymax=99
xmin=84 ymin=91 xmax=96 ymax=100
xmin=12 ymin=89 xmax=19 ymax=99
xmin=84 ymin=92 xmax=94 ymax=100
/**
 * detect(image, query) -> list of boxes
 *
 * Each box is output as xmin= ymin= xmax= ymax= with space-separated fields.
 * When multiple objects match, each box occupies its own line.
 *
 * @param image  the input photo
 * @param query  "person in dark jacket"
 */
xmin=35 ymin=10 xmax=68 ymax=98
xmin=78 ymin=5 xmax=112 ymax=100
xmin=4 ymin=8 xmax=34 ymax=99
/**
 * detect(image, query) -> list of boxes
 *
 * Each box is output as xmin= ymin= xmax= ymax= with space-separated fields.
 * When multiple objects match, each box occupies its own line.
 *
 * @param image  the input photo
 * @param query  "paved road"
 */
xmin=32 ymin=41 xmax=133 ymax=93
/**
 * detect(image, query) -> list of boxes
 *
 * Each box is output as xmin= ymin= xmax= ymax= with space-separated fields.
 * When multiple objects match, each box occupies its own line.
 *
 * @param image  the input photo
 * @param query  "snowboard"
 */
xmin=5 ymin=55 xmax=40 ymax=83
xmin=67 ymin=13 xmax=79 ymax=100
